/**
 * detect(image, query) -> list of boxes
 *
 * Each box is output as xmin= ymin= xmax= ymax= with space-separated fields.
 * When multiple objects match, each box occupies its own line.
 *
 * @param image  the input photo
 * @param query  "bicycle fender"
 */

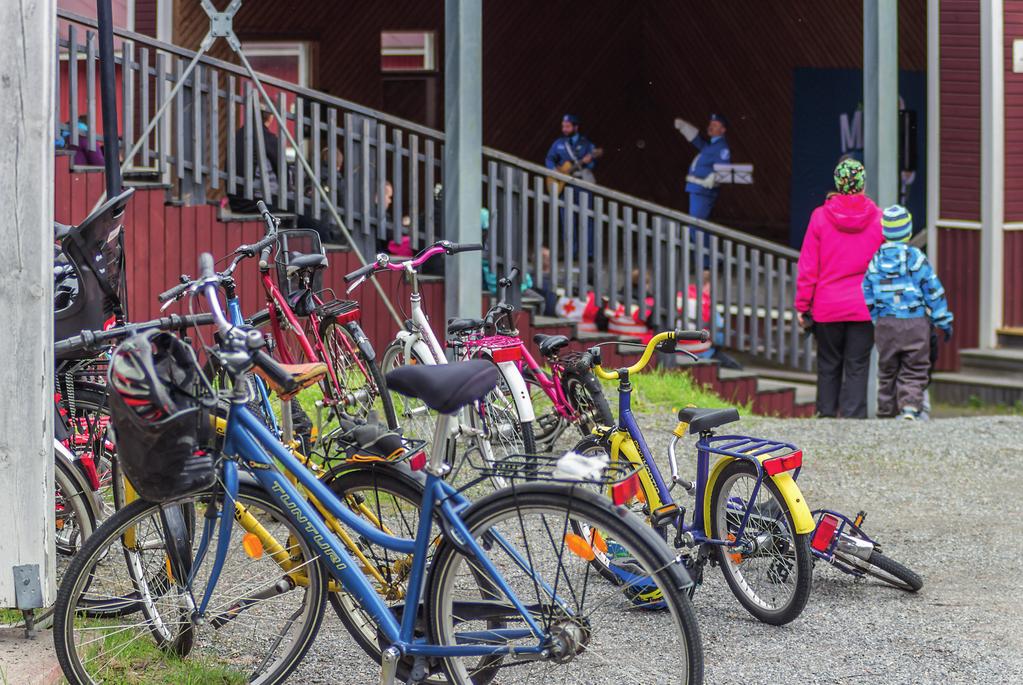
xmin=703 ymin=457 xmax=815 ymax=537
xmin=494 ymin=360 xmax=536 ymax=423
xmin=610 ymin=431 xmax=665 ymax=510
xmin=395 ymin=330 xmax=439 ymax=365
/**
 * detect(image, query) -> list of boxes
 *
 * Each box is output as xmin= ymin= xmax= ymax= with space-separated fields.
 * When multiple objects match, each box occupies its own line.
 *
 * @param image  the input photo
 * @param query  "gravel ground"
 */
xmin=289 ymin=414 xmax=1023 ymax=684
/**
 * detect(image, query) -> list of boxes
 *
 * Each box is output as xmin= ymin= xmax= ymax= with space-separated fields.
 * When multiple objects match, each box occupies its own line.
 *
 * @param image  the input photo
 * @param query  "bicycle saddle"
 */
xmin=447 ymin=317 xmax=483 ymax=335
xmin=677 ymin=407 xmax=740 ymax=434
xmin=385 ymin=360 xmax=499 ymax=415
xmin=533 ymin=333 xmax=570 ymax=356
xmin=254 ymin=361 xmax=328 ymax=400
xmin=287 ymin=251 xmax=328 ymax=271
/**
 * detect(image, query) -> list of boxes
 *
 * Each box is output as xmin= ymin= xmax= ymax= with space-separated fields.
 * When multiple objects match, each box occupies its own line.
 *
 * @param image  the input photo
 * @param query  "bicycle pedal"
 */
xmin=650 ymin=503 xmax=681 ymax=529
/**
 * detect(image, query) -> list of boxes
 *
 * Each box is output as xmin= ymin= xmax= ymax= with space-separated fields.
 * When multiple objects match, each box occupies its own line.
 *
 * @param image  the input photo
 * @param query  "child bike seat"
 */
xmin=386 ymin=360 xmax=499 ymax=415
xmin=677 ymin=407 xmax=740 ymax=434
xmin=533 ymin=333 xmax=570 ymax=356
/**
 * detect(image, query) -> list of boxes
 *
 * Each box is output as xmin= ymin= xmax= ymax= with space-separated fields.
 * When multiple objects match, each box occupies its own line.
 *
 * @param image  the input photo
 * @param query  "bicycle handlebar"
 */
xmin=592 ymin=329 xmax=710 ymax=381
xmin=54 ymin=312 xmax=215 ymax=356
xmin=343 ymin=240 xmax=484 ymax=285
xmin=194 ymin=252 xmax=299 ymax=396
xmin=157 ymin=280 xmax=190 ymax=303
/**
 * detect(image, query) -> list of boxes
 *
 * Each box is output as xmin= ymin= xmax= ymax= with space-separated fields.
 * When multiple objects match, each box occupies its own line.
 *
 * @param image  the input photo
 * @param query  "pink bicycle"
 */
xmin=450 ymin=267 xmax=614 ymax=454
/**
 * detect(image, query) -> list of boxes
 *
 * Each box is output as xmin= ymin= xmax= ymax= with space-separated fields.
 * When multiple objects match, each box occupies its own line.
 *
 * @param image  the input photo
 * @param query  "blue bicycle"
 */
xmin=53 ymin=253 xmax=703 ymax=684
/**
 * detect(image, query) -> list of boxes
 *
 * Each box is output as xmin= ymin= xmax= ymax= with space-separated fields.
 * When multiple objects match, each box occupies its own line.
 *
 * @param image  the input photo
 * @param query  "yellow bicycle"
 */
xmin=570 ymin=329 xmax=815 ymax=625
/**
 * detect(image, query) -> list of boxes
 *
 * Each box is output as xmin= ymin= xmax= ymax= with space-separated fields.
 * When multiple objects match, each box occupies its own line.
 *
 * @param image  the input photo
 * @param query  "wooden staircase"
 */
xmin=932 ymin=343 xmax=1023 ymax=406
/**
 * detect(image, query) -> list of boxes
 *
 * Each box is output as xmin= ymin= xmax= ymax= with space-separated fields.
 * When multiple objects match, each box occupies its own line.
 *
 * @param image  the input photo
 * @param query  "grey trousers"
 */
xmin=875 ymin=317 xmax=932 ymax=416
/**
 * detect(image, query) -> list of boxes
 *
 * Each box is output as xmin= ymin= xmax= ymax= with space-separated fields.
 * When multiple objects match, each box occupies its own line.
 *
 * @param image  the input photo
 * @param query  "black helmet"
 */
xmin=107 ymin=330 xmax=215 ymax=502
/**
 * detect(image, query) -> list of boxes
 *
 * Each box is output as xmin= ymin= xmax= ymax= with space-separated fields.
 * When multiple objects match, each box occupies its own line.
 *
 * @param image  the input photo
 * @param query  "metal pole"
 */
xmin=96 ymin=0 xmax=122 ymax=197
xmin=444 ymin=0 xmax=483 ymax=321
xmin=979 ymin=0 xmax=1005 ymax=349
xmin=0 ymin=0 xmax=55 ymax=609
xmin=863 ymin=0 xmax=898 ymax=418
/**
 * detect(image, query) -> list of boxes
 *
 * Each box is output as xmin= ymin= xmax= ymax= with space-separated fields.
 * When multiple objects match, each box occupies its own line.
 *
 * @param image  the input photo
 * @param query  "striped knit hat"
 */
xmin=881 ymin=205 xmax=913 ymax=241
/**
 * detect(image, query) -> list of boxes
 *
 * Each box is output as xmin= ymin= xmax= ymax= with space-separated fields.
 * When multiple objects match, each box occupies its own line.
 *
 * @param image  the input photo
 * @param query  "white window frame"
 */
xmin=380 ymin=31 xmax=436 ymax=72
xmin=241 ymin=41 xmax=311 ymax=87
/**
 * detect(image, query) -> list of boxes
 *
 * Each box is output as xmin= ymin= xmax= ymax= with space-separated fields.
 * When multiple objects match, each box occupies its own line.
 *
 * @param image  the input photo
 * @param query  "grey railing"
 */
xmin=55 ymin=9 xmax=812 ymax=371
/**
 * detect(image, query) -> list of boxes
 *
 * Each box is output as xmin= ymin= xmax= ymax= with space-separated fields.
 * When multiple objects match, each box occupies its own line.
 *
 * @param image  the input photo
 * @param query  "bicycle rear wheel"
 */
xmin=53 ymin=486 xmax=327 ymax=685
xmin=319 ymin=316 xmax=397 ymax=428
xmin=426 ymin=483 xmax=703 ymax=685
xmin=380 ymin=340 xmax=436 ymax=444
xmin=466 ymin=359 xmax=536 ymax=489
xmin=709 ymin=460 xmax=813 ymax=625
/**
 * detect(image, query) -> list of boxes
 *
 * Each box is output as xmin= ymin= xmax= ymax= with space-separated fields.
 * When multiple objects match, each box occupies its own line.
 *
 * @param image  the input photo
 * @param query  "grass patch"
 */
xmin=601 ymin=368 xmax=747 ymax=415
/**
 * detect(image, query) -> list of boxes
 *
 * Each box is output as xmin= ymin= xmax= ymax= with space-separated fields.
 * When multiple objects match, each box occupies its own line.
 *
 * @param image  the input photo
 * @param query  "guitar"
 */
xmin=548 ymin=147 xmax=604 ymax=195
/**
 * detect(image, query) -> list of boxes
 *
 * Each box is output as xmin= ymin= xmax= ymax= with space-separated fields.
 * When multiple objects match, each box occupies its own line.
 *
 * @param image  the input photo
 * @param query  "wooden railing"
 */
xmin=56 ymin=9 xmax=812 ymax=371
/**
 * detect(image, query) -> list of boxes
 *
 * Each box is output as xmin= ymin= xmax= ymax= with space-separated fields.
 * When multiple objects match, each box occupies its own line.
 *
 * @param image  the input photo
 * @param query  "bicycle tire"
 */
xmin=53 ymin=486 xmax=327 ymax=685
xmin=380 ymin=340 xmax=436 ymax=444
xmin=709 ymin=460 xmax=813 ymax=625
xmin=58 ymin=384 xmax=118 ymax=517
xmin=426 ymin=483 xmax=703 ymax=685
xmin=467 ymin=357 xmax=536 ymax=489
xmin=560 ymin=367 xmax=615 ymax=436
xmin=319 ymin=316 xmax=397 ymax=429
xmin=321 ymin=462 xmax=449 ymax=683
xmin=834 ymin=549 xmax=923 ymax=593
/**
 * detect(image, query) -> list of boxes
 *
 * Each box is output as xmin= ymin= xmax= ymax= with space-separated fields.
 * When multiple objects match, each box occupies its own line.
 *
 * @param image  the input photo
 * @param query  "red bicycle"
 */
xmin=162 ymin=202 xmax=396 ymax=429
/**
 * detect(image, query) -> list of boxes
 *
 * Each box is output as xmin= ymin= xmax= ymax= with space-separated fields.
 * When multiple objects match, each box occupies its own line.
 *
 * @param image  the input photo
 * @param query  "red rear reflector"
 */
xmin=762 ymin=450 xmax=802 ymax=476
xmin=491 ymin=347 xmax=522 ymax=363
xmin=811 ymin=514 xmax=840 ymax=552
xmin=409 ymin=451 xmax=426 ymax=471
xmin=612 ymin=473 xmax=640 ymax=505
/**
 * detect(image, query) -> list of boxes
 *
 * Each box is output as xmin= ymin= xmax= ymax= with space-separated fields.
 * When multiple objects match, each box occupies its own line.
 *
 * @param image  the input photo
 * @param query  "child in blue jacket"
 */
xmin=863 ymin=206 xmax=953 ymax=420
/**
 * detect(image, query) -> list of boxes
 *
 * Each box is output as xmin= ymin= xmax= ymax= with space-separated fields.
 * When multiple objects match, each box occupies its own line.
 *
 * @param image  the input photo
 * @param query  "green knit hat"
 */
xmin=834 ymin=158 xmax=866 ymax=195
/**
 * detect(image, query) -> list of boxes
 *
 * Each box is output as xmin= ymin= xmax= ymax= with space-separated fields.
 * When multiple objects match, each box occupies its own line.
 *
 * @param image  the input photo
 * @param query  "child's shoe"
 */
xmin=899 ymin=406 xmax=919 ymax=421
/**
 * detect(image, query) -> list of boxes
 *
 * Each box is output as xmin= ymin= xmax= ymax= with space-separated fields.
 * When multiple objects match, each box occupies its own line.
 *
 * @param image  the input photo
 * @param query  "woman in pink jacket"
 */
xmin=795 ymin=159 xmax=883 ymax=418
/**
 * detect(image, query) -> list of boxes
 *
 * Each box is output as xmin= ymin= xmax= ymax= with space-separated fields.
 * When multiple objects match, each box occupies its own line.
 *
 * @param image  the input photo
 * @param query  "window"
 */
xmin=381 ymin=31 xmax=436 ymax=72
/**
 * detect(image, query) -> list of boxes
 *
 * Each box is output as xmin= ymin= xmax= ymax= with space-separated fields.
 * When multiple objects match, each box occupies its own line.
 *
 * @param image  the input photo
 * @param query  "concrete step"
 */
xmin=997 ymin=327 xmax=1023 ymax=350
xmin=957 ymin=348 xmax=1023 ymax=381
xmin=756 ymin=377 xmax=817 ymax=406
xmin=742 ymin=364 xmax=816 ymax=386
xmin=931 ymin=371 xmax=1023 ymax=406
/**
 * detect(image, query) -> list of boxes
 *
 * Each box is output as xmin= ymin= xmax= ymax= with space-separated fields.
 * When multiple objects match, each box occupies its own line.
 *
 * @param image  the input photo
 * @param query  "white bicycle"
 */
xmin=345 ymin=241 xmax=537 ymax=481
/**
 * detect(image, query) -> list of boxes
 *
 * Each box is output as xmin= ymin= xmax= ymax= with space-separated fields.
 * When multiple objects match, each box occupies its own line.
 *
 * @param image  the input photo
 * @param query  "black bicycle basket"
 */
xmin=54 ymin=188 xmax=133 ymax=353
xmin=106 ymin=331 xmax=216 ymax=502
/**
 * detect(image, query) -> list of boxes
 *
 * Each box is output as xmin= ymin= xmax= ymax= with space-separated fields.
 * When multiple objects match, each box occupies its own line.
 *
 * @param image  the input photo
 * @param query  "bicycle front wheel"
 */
xmin=53 ymin=486 xmax=327 ymax=685
xmin=835 ymin=549 xmax=923 ymax=592
xmin=426 ymin=483 xmax=703 ymax=685
xmin=467 ymin=359 xmax=536 ymax=489
xmin=709 ymin=460 xmax=813 ymax=625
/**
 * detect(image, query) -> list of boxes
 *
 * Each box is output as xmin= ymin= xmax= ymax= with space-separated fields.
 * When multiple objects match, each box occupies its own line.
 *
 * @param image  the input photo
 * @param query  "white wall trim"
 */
xmin=156 ymin=0 xmax=173 ymax=43
xmin=936 ymin=218 xmax=982 ymax=229
xmin=926 ymin=0 xmax=940 ymax=263
xmin=1003 ymin=222 xmax=1023 ymax=231
xmin=979 ymin=0 xmax=1005 ymax=348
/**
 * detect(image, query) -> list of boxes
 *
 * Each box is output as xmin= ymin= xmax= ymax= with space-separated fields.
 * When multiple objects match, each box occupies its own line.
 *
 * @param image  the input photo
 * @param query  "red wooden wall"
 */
xmin=54 ymin=154 xmax=445 ymax=353
xmin=939 ymin=0 xmax=981 ymax=220
xmin=170 ymin=0 xmax=926 ymax=245
xmin=1004 ymin=1 xmax=1023 ymax=221
xmin=935 ymin=227 xmax=980 ymax=369
xmin=1004 ymin=232 xmax=1023 ymax=327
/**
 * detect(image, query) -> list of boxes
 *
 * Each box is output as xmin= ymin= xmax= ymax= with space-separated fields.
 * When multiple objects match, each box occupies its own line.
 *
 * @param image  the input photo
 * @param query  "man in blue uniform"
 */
xmin=546 ymin=114 xmax=598 ymax=257
xmin=675 ymin=113 xmax=730 ymax=222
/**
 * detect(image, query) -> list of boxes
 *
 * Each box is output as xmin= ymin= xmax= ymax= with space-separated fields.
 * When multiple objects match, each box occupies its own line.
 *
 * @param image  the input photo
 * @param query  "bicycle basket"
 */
xmin=106 ymin=330 xmax=216 ymax=502
xmin=274 ymin=229 xmax=326 ymax=299
xmin=457 ymin=450 xmax=641 ymax=489
xmin=55 ymin=189 xmax=133 ymax=350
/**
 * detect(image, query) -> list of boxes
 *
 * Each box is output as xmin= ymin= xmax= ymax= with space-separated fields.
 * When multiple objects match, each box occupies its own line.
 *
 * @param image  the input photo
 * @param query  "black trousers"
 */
xmin=814 ymin=321 xmax=874 ymax=419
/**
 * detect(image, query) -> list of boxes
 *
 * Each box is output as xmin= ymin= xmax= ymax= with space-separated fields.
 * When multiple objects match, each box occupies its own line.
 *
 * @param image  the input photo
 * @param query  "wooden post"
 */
xmin=0 ymin=0 xmax=56 ymax=608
